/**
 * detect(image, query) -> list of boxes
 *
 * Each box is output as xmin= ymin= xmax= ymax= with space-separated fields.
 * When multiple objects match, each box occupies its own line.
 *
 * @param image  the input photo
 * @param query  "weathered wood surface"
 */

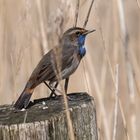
xmin=0 ymin=93 xmax=97 ymax=140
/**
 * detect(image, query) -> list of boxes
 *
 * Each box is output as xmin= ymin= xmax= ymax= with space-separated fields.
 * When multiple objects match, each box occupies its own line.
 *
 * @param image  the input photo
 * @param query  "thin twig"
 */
xmin=74 ymin=0 xmax=80 ymax=27
xmin=129 ymin=47 xmax=140 ymax=96
xmin=83 ymin=0 xmax=95 ymax=28
xmin=51 ymin=2 xmax=75 ymax=139
xmin=117 ymin=0 xmax=136 ymax=140
xmin=23 ymin=111 xmax=28 ymax=123
xmin=36 ymin=0 xmax=48 ymax=54
xmin=85 ymin=56 xmax=111 ymax=140
xmin=119 ymin=100 xmax=130 ymax=140
xmin=52 ymin=47 xmax=75 ymax=140
xmin=112 ymin=64 xmax=119 ymax=140
xmin=136 ymin=0 xmax=140 ymax=10
xmin=82 ymin=59 xmax=90 ymax=95
xmin=99 ymin=27 xmax=116 ymax=87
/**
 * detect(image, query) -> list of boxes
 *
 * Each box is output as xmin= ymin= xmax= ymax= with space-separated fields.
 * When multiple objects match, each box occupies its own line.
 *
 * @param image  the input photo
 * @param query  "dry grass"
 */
xmin=0 ymin=0 xmax=140 ymax=139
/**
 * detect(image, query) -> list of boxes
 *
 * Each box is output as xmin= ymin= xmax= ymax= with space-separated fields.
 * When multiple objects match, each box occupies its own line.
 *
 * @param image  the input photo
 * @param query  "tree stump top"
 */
xmin=0 ymin=92 xmax=94 ymax=125
xmin=0 ymin=93 xmax=97 ymax=140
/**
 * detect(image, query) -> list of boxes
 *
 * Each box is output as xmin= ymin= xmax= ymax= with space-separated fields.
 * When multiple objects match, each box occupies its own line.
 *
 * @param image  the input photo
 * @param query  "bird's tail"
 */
xmin=14 ymin=88 xmax=34 ymax=110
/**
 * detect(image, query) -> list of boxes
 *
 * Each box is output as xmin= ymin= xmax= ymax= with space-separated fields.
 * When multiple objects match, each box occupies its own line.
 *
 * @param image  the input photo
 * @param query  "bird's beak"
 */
xmin=83 ymin=29 xmax=96 ymax=35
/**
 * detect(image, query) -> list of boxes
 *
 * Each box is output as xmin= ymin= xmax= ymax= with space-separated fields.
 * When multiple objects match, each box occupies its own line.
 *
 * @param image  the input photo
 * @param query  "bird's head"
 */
xmin=62 ymin=27 xmax=95 ymax=47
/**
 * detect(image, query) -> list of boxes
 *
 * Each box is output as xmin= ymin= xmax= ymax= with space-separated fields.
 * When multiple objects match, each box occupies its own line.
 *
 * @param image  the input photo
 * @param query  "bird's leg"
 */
xmin=44 ymin=81 xmax=58 ymax=98
xmin=64 ymin=78 xmax=76 ymax=101
xmin=64 ymin=77 xmax=73 ymax=100
xmin=64 ymin=78 xmax=69 ymax=94
xmin=44 ymin=81 xmax=53 ymax=92
xmin=49 ymin=82 xmax=58 ymax=98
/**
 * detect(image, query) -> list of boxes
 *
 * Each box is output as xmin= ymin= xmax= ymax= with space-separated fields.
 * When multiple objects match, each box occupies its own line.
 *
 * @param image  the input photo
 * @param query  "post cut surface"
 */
xmin=0 ymin=92 xmax=97 ymax=140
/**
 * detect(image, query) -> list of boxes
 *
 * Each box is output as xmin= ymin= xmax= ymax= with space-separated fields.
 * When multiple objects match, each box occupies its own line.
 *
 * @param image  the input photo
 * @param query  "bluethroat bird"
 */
xmin=14 ymin=27 xmax=95 ymax=109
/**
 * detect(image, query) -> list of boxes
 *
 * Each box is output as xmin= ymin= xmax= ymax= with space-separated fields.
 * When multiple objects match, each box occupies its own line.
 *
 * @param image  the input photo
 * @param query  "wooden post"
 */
xmin=0 ymin=93 xmax=98 ymax=140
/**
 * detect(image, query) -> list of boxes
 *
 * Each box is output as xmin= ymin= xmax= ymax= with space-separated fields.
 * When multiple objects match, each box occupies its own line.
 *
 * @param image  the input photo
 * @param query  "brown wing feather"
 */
xmin=27 ymin=45 xmax=78 ymax=88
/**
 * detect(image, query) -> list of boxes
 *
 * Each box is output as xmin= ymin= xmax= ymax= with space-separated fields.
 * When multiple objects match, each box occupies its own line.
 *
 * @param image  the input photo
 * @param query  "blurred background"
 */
xmin=0 ymin=0 xmax=140 ymax=139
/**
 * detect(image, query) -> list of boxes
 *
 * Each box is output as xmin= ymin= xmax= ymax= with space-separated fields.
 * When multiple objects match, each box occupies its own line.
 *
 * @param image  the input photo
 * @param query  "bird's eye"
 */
xmin=76 ymin=31 xmax=81 ymax=36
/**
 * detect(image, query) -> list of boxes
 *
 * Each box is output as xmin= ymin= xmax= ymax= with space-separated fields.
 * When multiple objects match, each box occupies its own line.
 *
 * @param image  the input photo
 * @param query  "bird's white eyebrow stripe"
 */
xmin=67 ymin=29 xmax=84 ymax=35
xmin=63 ymin=27 xmax=86 ymax=35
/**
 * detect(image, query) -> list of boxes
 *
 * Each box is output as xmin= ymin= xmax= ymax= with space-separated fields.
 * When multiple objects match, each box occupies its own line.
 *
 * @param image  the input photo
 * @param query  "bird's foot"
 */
xmin=48 ymin=92 xmax=58 ymax=100
xmin=66 ymin=96 xmax=72 ymax=101
xmin=66 ymin=95 xmax=80 ymax=101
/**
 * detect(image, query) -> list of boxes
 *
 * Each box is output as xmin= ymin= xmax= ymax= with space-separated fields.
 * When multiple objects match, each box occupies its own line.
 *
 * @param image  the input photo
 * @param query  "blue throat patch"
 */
xmin=79 ymin=47 xmax=86 ymax=57
xmin=78 ymin=35 xmax=86 ymax=57
xmin=78 ymin=35 xmax=86 ymax=46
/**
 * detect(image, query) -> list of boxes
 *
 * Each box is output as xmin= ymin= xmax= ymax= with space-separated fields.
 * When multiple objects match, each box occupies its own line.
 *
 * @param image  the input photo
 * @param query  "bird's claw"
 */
xmin=48 ymin=92 xmax=58 ymax=100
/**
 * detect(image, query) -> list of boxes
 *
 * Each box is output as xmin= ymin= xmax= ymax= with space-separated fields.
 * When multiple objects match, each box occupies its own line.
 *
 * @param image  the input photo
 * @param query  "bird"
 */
xmin=14 ymin=27 xmax=95 ymax=110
